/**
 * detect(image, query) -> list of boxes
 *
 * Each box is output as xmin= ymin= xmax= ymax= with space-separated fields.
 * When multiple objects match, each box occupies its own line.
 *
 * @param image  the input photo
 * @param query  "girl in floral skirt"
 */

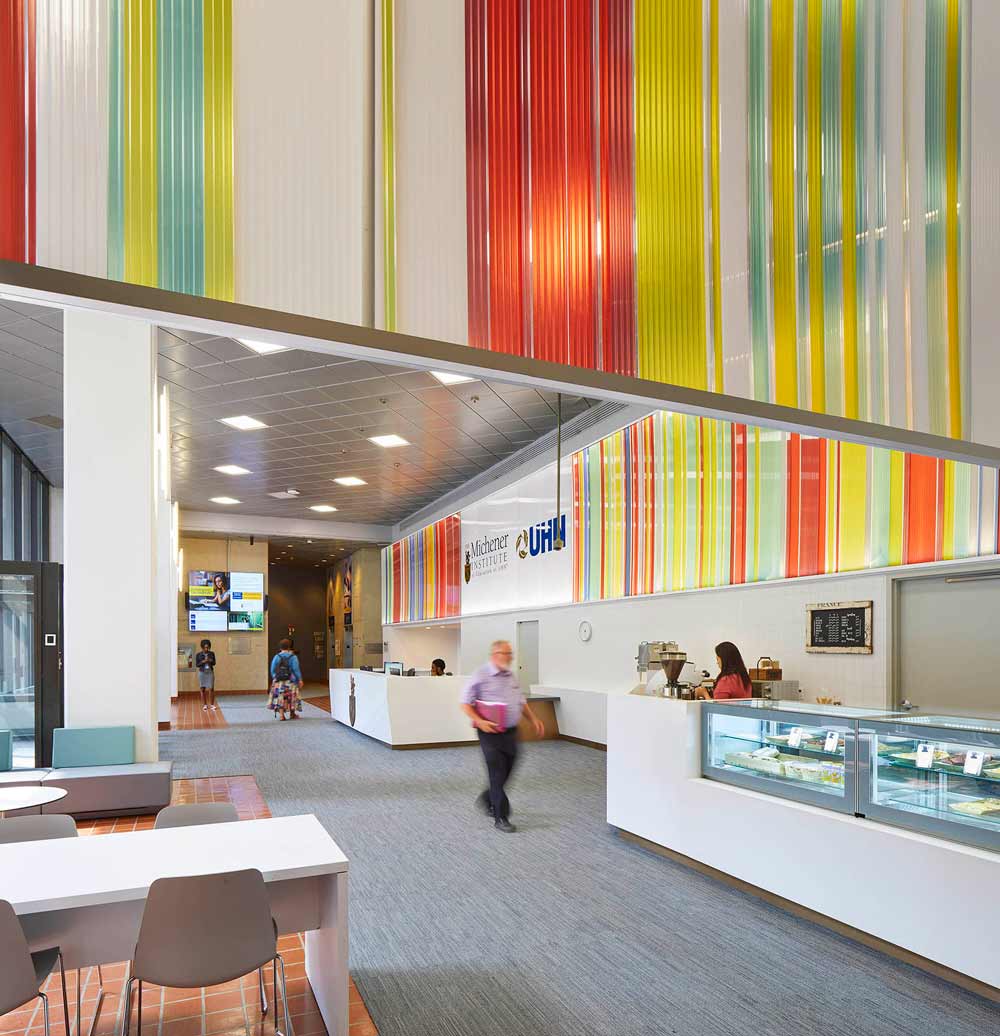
xmin=269 ymin=638 xmax=303 ymax=719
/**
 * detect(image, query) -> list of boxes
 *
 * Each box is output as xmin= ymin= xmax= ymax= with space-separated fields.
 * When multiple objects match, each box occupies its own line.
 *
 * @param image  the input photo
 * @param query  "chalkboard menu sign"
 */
xmin=806 ymin=601 xmax=873 ymax=654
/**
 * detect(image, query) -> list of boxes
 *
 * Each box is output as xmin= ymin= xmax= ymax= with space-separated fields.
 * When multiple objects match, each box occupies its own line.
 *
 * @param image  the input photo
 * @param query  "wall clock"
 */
xmin=578 ymin=620 xmax=593 ymax=643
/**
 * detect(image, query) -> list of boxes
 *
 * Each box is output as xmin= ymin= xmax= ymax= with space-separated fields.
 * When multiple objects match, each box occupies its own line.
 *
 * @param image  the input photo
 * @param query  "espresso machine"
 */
xmin=633 ymin=641 xmax=694 ymax=697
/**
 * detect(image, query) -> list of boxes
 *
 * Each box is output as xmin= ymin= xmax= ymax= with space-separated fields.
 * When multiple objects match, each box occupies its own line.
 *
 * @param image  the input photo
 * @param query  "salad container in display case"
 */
xmin=701 ymin=700 xmax=861 ymax=814
xmin=860 ymin=714 xmax=1000 ymax=852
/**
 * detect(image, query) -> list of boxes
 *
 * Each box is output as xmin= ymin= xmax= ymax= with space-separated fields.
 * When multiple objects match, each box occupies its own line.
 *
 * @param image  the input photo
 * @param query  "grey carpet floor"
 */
xmin=160 ymin=708 xmax=998 ymax=1036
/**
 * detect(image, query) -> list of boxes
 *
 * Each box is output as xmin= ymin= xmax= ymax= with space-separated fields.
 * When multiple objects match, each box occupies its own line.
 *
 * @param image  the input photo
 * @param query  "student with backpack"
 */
xmin=269 ymin=638 xmax=303 ymax=720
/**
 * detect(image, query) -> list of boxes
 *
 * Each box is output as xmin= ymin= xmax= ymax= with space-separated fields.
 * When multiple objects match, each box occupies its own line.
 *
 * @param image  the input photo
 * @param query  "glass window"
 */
xmin=0 ymin=428 xmax=51 ymax=562
xmin=1 ymin=438 xmax=13 ymax=561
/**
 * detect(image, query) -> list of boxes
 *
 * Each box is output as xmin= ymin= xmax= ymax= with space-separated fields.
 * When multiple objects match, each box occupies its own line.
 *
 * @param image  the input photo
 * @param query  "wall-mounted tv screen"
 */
xmin=188 ymin=609 xmax=228 ymax=632
xmin=188 ymin=571 xmax=230 ymax=610
xmin=188 ymin=570 xmax=266 ymax=632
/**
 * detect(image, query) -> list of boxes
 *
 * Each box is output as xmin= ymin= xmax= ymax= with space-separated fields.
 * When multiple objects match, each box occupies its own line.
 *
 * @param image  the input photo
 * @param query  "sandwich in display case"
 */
xmin=860 ymin=714 xmax=1000 ymax=853
xmin=701 ymin=700 xmax=862 ymax=814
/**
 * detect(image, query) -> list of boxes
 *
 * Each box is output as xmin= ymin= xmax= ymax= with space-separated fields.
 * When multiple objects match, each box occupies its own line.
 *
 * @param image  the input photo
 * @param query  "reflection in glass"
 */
xmin=0 ymin=574 xmax=36 ymax=767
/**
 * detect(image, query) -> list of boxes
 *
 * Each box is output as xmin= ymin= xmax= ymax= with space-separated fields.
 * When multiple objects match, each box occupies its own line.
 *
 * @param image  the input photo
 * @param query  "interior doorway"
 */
xmin=516 ymin=620 xmax=539 ymax=691
xmin=894 ymin=571 xmax=1000 ymax=717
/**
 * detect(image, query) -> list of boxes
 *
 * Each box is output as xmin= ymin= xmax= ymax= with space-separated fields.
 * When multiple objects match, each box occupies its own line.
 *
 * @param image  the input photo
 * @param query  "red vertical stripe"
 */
xmin=392 ymin=544 xmax=402 ymax=624
xmin=486 ymin=0 xmax=526 ymax=355
xmin=465 ymin=0 xmax=489 ymax=349
xmin=904 ymin=454 xmax=939 ymax=564
xmin=785 ymin=434 xmax=801 ymax=578
xmin=528 ymin=0 xmax=569 ymax=364
xmin=697 ymin=420 xmax=706 ymax=587
xmin=645 ymin=416 xmax=655 ymax=594
xmin=731 ymin=425 xmax=747 ymax=584
xmin=25 ymin=0 xmax=35 ymax=264
xmin=565 ymin=0 xmax=598 ymax=369
xmin=629 ymin=422 xmax=639 ymax=592
xmin=598 ymin=0 xmax=636 ymax=376
xmin=0 ymin=0 xmax=28 ymax=261
xmin=798 ymin=437 xmax=823 ymax=577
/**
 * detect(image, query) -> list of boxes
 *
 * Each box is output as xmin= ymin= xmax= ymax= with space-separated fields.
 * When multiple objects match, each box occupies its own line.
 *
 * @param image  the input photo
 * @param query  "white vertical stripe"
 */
xmin=905 ymin=0 xmax=930 ymax=434
xmin=967 ymin=0 xmax=1000 ymax=449
xmin=233 ymin=0 xmax=371 ymax=323
xmin=34 ymin=0 xmax=108 ymax=276
xmin=393 ymin=0 xmax=469 ymax=345
xmin=718 ymin=0 xmax=752 ymax=400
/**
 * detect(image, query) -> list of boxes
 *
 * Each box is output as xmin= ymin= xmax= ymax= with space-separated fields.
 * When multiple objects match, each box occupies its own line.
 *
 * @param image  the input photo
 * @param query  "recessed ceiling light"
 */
xmin=220 ymin=415 xmax=267 ymax=431
xmin=307 ymin=539 xmax=313 ymax=543
xmin=210 ymin=496 xmax=240 ymax=505
xmin=268 ymin=490 xmax=299 ymax=499
xmin=310 ymin=505 xmax=338 ymax=513
xmin=239 ymin=339 xmax=288 ymax=354
xmin=333 ymin=476 xmax=367 ymax=487
xmin=431 ymin=371 xmax=477 ymax=386
xmin=369 ymin=434 xmax=409 ymax=448
xmin=214 ymin=464 xmax=251 ymax=476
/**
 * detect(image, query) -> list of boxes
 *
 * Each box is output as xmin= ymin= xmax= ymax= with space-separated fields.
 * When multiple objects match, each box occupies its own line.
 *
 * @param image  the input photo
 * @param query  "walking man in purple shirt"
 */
xmin=460 ymin=639 xmax=544 ymax=833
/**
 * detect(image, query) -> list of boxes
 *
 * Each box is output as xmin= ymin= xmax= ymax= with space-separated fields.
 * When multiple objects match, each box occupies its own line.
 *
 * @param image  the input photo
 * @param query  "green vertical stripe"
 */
xmin=870 ymin=0 xmax=888 ymax=424
xmin=757 ymin=432 xmax=786 ymax=580
xmin=869 ymin=447 xmax=891 ymax=568
xmin=159 ymin=0 xmax=205 ymax=296
xmin=821 ymin=0 xmax=843 ymax=415
xmin=795 ymin=0 xmax=811 ymax=407
xmin=108 ymin=0 xmax=125 ymax=280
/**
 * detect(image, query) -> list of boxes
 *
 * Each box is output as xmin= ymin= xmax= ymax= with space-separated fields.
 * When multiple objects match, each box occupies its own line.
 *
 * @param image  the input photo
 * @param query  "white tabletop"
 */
xmin=2 ymin=813 xmax=348 ymax=915
xmin=0 ymin=786 xmax=67 ymax=813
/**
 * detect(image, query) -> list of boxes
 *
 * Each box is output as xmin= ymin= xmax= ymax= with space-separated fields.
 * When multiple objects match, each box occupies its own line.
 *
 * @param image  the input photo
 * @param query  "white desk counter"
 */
xmin=3 ymin=814 xmax=349 ymax=1036
xmin=329 ymin=670 xmax=475 ymax=747
xmin=607 ymin=695 xmax=1000 ymax=990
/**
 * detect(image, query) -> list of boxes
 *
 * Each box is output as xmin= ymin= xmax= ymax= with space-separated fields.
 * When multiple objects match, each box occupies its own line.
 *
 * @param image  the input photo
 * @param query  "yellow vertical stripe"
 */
xmin=636 ymin=0 xmax=707 ymax=388
xmin=888 ymin=451 xmax=905 ymax=565
xmin=204 ymin=0 xmax=234 ymax=301
xmin=124 ymin=0 xmax=157 ymax=286
xmin=772 ymin=0 xmax=798 ymax=406
xmin=807 ymin=0 xmax=826 ymax=412
xmin=839 ymin=442 xmax=867 ymax=570
xmin=709 ymin=0 xmax=723 ymax=393
xmin=944 ymin=0 xmax=961 ymax=438
xmin=841 ymin=0 xmax=858 ymax=419
xmin=671 ymin=416 xmax=685 ymax=591
xmin=941 ymin=460 xmax=956 ymax=560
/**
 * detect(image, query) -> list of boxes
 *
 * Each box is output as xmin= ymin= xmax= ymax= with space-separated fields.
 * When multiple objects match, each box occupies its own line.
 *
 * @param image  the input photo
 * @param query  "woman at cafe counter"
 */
xmin=696 ymin=641 xmax=753 ymax=700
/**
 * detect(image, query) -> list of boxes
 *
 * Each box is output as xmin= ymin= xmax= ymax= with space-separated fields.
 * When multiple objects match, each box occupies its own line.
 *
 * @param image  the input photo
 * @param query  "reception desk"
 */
xmin=329 ymin=670 xmax=561 ymax=749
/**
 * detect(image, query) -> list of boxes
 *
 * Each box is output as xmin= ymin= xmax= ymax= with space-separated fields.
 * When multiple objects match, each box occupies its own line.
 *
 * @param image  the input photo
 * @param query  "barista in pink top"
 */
xmin=697 ymin=641 xmax=753 ymax=700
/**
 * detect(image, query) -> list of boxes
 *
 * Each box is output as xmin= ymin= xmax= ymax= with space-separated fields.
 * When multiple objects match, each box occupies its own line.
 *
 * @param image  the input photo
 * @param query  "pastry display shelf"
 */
xmin=878 ymin=756 xmax=1000 ymax=785
xmin=717 ymin=729 xmax=847 ymax=759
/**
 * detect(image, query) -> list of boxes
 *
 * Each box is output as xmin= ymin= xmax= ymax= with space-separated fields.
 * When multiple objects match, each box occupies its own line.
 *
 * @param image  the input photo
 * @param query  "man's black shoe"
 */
xmin=494 ymin=817 xmax=517 ymax=833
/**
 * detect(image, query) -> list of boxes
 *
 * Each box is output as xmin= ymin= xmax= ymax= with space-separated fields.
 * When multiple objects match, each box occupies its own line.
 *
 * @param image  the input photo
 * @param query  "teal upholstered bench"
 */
xmin=51 ymin=726 xmax=136 ymax=768
xmin=43 ymin=726 xmax=172 ymax=819
xmin=0 ymin=730 xmax=12 ymax=772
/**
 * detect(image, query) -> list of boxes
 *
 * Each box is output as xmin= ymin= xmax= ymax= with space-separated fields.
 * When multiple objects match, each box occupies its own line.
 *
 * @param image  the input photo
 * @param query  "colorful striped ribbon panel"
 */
xmin=382 ymin=514 xmax=462 ymax=624
xmin=573 ymin=411 xmax=997 ymax=602
xmin=463 ymin=0 xmax=967 ymax=439
xmin=2 ymin=0 xmax=233 ymax=297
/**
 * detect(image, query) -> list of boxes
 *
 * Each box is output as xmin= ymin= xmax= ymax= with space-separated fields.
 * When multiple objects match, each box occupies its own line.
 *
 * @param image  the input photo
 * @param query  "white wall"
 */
xmin=460 ymin=570 xmax=892 ymax=713
xmin=383 ymin=625 xmax=461 ymax=675
xmin=63 ymin=308 xmax=158 ymax=760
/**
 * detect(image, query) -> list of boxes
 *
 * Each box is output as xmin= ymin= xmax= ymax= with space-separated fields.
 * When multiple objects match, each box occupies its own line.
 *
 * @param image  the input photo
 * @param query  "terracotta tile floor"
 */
xmin=5 ymin=770 xmax=377 ymax=1034
xmin=170 ymin=695 xmax=229 ymax=731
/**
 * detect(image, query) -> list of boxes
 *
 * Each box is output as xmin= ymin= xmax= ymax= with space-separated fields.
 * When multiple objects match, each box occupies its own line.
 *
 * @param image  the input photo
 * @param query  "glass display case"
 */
xmin=701 ymin=700 xmax=862 ymax=814
xmin=860 ymin=714 xmax=1000 ymax=852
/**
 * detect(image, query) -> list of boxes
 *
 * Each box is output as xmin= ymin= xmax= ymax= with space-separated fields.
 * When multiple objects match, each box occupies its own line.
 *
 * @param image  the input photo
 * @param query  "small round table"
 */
xmin=0 ymin=786 xmax=67 ymax=818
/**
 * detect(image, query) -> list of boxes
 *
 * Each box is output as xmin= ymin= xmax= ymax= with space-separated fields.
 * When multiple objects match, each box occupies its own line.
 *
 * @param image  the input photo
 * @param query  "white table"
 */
xmin=1 ymin=814 xmax=350 ymax=1036
xmin=0 ymin=785 xmax=66 ymax=817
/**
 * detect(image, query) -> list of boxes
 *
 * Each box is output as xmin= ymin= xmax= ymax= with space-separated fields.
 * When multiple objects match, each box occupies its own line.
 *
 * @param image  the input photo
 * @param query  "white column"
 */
xmin=63 ymin=308 xmax=158 ymax=760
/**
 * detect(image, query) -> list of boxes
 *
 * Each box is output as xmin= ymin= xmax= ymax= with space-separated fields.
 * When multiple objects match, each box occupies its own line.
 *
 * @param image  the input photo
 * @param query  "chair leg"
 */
xmin=56 ymin=952 xmax=70 ymax=1036
xmin=38 ymin=992 xmax=50 ymax=1036
xmin=136 ymin=981 xmax=142 ymax=1036
xmin=259 ymin=966 xmax=268 ymax=1016
xmin=74 ymin=963 xmax=106 ymax=1036
xmin=274 ymin=955 xmax=292 ymax=1036
xmin=119 ymin=976 xmax=135 ymax=1036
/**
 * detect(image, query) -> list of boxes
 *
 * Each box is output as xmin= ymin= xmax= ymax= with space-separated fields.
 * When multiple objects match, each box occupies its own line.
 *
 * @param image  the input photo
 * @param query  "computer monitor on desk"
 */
xmin=385 ymin=661 xmax=403 ymax=676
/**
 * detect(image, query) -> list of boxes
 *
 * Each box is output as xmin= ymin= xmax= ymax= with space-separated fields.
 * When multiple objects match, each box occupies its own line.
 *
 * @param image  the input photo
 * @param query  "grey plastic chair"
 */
xmin=152 ymin=802 xmax=239 ymax=829
xmin=0 ymin=813 xmax=105 ymax=1036
xmin=120 ymin=868 xmax=291 ymax=1036
xmin=0 ymin=900 xmax=70 ymax=1036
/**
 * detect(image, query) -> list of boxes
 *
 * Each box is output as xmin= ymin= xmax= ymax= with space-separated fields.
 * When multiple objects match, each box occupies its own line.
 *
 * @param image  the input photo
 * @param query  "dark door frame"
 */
xmin=0 ymin=561 xmax=63 ymax=767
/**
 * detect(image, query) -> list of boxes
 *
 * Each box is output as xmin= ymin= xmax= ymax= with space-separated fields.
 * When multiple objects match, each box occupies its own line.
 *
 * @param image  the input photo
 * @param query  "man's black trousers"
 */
xmin=477 ymin=727 xmax=518 ymax=820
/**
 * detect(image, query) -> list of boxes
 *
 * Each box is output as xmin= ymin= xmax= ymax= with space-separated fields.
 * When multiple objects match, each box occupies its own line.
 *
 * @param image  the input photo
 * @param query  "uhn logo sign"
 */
xmin=516 ymin=515 xmax=566 ymax=559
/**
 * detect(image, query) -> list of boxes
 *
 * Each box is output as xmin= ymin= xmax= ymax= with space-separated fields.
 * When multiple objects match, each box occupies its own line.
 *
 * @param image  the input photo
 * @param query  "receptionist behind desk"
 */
xmin=696 ymin=641 xmax=752 ymax=700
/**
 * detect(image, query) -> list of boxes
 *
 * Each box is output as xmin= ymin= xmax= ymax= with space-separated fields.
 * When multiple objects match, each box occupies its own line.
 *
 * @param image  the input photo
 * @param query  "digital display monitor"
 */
xmin=188 ymin=571 xmax=230 ymax=610
xmin=386 ymin=661 xmax=403 ymax=676
xmin=229 ymin=572 xmax=265 ymax=613
xmin=189 ymin=609 xmax=228 ymax=632
xmin=228 ymin=610 xmax=264 ymax=632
